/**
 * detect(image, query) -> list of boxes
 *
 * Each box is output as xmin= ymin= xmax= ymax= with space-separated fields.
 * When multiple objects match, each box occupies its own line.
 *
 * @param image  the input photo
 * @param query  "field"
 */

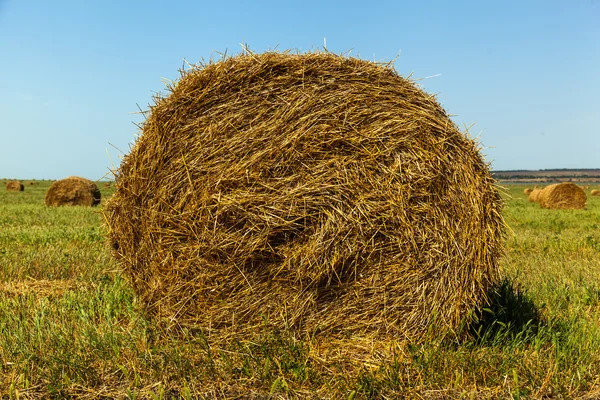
xmin=1 ymin=181 xmax=600 ymax=398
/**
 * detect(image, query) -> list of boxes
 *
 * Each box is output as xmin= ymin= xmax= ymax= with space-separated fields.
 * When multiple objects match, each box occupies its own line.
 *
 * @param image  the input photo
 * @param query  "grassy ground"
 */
xmin=1 ymin=181 xmax=600 ymax=398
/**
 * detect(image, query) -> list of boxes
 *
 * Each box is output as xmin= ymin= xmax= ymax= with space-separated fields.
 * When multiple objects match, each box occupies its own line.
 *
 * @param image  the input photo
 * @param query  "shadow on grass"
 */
xmin=469 ymin=278 xmax=542 ymax=345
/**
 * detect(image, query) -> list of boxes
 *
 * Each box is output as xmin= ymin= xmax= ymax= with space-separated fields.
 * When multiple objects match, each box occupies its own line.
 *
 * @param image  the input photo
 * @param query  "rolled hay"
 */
xmin=6 ymin=181 xmax=24 ymax=191
xmin=45 ymin=176 xmax=101 ymax=207
xmin=538 ymin=183 xmax=586 ymax=210
xmin=529 ymin=188 xmax=542 ymax=202
xmin=523 ymin=188 xmax=533 ymax=195
xmin=104 ymin=51 xmax=505 ymax=342
xmin=591 ymin=189 xmax=600 ymax=196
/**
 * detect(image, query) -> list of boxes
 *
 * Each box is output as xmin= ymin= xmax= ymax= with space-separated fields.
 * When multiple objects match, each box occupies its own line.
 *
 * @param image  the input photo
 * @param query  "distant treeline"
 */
xmin=491 ymin=169 xmax=600 ymax=182
xmin=494 ymin=168 xmax=600 ymax=173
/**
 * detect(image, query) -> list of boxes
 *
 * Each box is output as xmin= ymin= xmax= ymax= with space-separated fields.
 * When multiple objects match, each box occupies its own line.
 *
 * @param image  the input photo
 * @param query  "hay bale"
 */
xmin=538 ymin=183 xmax=586 ymax=210
xmin=591 ymin=189 xmax=600 ymax=196
xmin=523 ymin=188 xmax=533 ymax=195
xmin=528 ymin=188 xmax=541 ymax=202
xmin=104 ymin=51 xmax=505 ymax=342
xmin=6 ymin=181 xmax=24 ymax=192
xmin=45 ymin=176 xmax=101 ymax=207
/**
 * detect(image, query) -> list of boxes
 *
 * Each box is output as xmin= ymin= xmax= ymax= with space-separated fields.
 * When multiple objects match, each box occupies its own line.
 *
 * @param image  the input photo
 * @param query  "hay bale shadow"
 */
xmin=470 ymin=278 xmax=541 ymax=344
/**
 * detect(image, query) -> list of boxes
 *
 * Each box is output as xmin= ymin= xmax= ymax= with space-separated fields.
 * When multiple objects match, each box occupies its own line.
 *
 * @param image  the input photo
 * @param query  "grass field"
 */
xmin=1 ymin=181 xmax=600 ymax=398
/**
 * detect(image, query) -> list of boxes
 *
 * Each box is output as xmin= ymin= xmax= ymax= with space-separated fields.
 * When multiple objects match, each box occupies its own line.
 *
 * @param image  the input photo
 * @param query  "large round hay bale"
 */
xmin=538 ymin=183 xmax=586 ymax=209
xmin=104 ymin=52 xmax=505 ymax=342
xmin=6 ymin=181 xmax=24 ymax=192
xmin=591 ymin=189 xmax=600 ymax=196
xmin=45 ymin=176 xmax=101 ymax=207
xmin=528 ymin=188 xmax=541 ymax=202
xmin=523 ymin=188 xmax=533 ymax=195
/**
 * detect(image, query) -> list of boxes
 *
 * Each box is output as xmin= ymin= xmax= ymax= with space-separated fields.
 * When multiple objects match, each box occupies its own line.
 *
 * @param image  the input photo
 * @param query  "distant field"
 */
xmin=1 ymin=181 xmax=600 ymax=398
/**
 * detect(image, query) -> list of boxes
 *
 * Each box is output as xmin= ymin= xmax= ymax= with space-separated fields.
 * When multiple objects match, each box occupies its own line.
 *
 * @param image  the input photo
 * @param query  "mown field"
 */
xmin=1 ymin=181 xmax=600 ymax=399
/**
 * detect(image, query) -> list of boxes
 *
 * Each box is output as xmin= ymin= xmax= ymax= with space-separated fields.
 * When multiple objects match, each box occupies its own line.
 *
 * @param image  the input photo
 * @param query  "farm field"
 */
xmin=1 ymin=181 xmax=600 ymax=398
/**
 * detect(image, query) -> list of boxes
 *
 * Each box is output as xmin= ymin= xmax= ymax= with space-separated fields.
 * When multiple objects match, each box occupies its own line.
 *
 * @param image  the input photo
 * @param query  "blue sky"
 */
xmin=0 ymin=0 xmax=598 ymax=180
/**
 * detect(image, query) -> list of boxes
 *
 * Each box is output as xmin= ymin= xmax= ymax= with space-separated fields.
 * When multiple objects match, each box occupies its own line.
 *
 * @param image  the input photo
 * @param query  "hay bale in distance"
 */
xmin=45 ymin=176 xmax=101 ymax=207
xmin=523 ymin=188 xmax=533 ymax=195
xmin=591 ymin=189 xmax=600 ymax=196
xmin=529 ymin=188 xmax=541 ymax=202
xmin=538 ymin=183 xmax=586 ymax=210
xmin=104 ymin=51 xmax=505 ymax=342
xmin=6 ymin=181 xmax=24 ymax=192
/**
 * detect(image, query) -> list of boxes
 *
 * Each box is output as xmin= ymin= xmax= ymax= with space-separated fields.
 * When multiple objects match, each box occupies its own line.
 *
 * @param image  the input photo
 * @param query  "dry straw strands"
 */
xmin=6 ymin=181 xmax=24 ymax=192
xmin=104 ymin=51 xmax=505 ymax=343
xmin=523 ymin=188 xmax=533 ymax=195
xmin=591 ymin=189 xmax=600 ymax=196
xmin=538 ymin=183 xmax=586 ymax=210
xmin=45 ymin=176 xmax=101 ymax=207
xmin=0 ymin=279 xmax=79 ymax=298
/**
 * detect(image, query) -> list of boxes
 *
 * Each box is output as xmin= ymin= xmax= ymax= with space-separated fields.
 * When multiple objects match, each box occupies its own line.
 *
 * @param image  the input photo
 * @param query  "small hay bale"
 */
xmin=591 ymin=189 xmax=600 ymax=196
xmin=523 ymin=188 xmax=533 ymax=195
xmin=45 ymin=176 xmax=101 ymax=207
xmin=104 ymin=51 xmax=505 ymax=342
xmin=6 ymin=181 xmax=24 ymax=192
xmin=538 ymin=183 xmax=586 ymax=210
xmin=528 ymin=188 xmax=541 ymax=202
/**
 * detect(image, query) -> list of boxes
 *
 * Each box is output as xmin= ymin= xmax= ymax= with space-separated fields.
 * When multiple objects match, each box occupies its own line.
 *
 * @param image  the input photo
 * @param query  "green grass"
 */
xmin=1 ymin=181 xmax=600 ymax=398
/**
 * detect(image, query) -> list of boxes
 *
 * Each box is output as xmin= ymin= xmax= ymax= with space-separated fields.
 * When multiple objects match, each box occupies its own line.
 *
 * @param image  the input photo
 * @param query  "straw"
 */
xmin=104 ymin=51 xmax=505 ymax=342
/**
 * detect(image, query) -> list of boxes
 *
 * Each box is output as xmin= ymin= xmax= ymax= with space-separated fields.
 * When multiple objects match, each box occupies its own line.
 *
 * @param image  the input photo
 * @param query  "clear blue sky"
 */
xmin=1 ymin=0 xmax=598 ymax=180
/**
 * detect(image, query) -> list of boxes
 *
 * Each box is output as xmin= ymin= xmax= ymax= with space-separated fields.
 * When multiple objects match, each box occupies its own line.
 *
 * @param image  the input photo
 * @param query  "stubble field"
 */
xmin=1 ymin=181 xmax=600 ymax=398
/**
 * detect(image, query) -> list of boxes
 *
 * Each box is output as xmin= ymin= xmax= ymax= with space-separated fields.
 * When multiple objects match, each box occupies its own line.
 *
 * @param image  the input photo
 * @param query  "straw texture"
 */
xmin=591 ymin=189 xmax=599 ymax=196
xmin=523 ymin=188 xmax=533 ymax=195
xmin=45 ymin=176 xmax=101 ymax=207
xmin=104 ymin=51 xmax=505 ymax=342
xmin=538 ymin=183 xmax=586 ymax=210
